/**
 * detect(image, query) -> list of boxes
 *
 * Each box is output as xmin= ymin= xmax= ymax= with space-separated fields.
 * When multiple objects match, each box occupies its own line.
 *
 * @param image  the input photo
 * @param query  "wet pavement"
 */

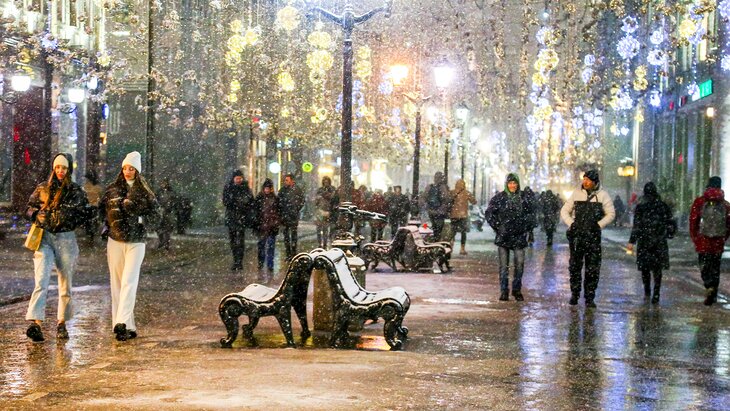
xmin=1 ymin=224 xmax=729 ymax=410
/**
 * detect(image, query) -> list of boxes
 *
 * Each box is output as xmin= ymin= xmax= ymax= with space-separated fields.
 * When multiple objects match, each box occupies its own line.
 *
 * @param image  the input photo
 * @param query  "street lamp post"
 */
xmin=307 ymin=0 xmax=391 ymax=202
xmin=433 ymin=61 xmax=454 ymax=183
xmin=455 ymin=104 xmax=469 ymax=180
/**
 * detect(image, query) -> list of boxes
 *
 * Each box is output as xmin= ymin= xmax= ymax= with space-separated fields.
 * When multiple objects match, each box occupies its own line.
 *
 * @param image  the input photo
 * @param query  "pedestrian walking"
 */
xmin=613 ymin=195 xmax=626 ymax=227
xmin=523 ymin=186 xmax=537 ymax=246
xmin=450 ymin=179 xmax=477 ymax=255
xmin=485 ymin=173 xmax=535 ymax=301
xmin=99 ymin=151 xmax=160 ymax=341
xmin=254 ymin=178 xmax=281 ymax=281
xmin=560 ymin=169 xmax=615 ymax=308
xmin=366 ymin=190 xmax=388 ymax=242
xmin=539 ymin=189 xmax=561 ymax=246
xmin=689 ymin=176 xmax=730 ymax=306
xmin=279 ymin=173 xmax=305 ymax=260
xmin=83 ymin=170 xmax=102 ymax=243
xmin=24 ymin=153 xmax=88 ymax=342
xmin=387 ymin=185 xmax=410 ymax=237
xmin=315 ymin=176 xmax=336 ymax=248
xmin=627 ymin=182 xmax=674 ymax=304
xmin=422 ymin=171 xmax=451 ymax=241
xmin=155 ymin=179 xmax=177 ymax=250
xmin=222 ymin=170 xmax=255 ymax=270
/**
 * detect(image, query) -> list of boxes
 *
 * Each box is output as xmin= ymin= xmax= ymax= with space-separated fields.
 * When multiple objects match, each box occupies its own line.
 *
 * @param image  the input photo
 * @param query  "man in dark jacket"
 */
xmin=387 ymin=186 xmax=410 ymax=238
xmin=486 ymin=173 xmax=535 ymax=302
xmin=560 ymin=170 xmax=615 ymax=307
xmin=689 ymin=176 xmax=730 ymax=306
xmin=540 ymin=190 xmax=561 ymax=246
xmin=422 ymin=171 xmax=451 ymax=240
xmin=279 ymin=173 xmax=305 ymax=260
xmin=222 ymin=170 xmax=254 ymax=270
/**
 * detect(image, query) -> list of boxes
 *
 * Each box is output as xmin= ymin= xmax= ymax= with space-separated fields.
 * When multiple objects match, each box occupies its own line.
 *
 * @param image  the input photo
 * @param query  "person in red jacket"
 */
xmin=689 ymin=176 xmax=730 ymax=306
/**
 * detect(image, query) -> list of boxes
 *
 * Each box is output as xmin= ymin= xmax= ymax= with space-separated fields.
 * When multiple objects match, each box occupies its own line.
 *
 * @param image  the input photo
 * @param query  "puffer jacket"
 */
xmin=100 ymin=174 xmax=160 ymax=243
xmin=689 ymin=187 xmax=730 ymax=254
xmin=486 ymin=190 xmax=535 ymax=249
xmin=26 ymin=153 xmax=88 ymax=233
xmin=450 ymin=180 xmax=476 ymax=219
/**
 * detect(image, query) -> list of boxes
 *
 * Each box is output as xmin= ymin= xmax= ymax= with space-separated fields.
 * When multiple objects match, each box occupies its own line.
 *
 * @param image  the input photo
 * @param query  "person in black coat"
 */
xmin=278 ymin=174 xmax=305 ymax=260
xmin=627 ymin=182 xmax=674 ymax=304
xmin=387 ymin=185 xmax=410 ymax=237
xmin=540 ymin=190 xmax=561 ymax=246
xmin=222 ymin=170 xmax=255 ymax=270
xmin=485 ymin=173 xmax=536 ymax=302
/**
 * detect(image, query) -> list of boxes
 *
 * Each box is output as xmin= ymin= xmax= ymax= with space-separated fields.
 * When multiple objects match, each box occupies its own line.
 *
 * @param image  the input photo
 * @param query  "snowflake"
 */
xmin=649 ymin=91 xmax=662 ymax=108
xmin=581 ymin=67 xmax=593 ymax=84
xmin=583 ymin=54 xmax=595 ymax=66
xmin=721 ymin=55 xmax=730 ymax=71
xmin=720 ymin=0 xmax=730 ymax=19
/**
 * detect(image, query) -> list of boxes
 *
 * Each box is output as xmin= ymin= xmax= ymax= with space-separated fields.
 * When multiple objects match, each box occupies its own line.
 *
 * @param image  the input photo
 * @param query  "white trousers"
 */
xmin=107 ymin=238 xmax=145 ymax=331
xmin=26 ymin=231 xmax=78 ymax=322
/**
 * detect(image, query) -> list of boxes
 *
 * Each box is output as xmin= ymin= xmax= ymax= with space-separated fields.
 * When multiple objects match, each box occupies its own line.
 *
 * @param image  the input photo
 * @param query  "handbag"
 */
xmin=24 ymin=223 xmax=44 ymax=251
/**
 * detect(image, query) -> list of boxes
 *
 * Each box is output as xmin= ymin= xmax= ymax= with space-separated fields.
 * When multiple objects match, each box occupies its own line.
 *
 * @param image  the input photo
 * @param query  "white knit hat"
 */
xmin=122 ymin=151 xmax=142 ymax=172
xmin=52 ymin=154 xmax=69 ymax=169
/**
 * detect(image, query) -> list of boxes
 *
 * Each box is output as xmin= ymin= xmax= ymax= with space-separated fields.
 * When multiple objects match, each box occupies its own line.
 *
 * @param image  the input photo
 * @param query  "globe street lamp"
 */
xmin=307 ymin=0 xmax=392 ymax=202
xmin=617 ymin=158 xmax=635 ymax=205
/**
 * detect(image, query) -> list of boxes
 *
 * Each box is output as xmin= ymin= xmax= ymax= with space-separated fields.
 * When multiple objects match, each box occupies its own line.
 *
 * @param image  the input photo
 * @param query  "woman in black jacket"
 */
xmin=99 ymin=151 xmax=159 ymax=341
xmin=485 ymin=173 xmax=536 ymax=302
xmin=25 ymin=153 xmax=88 ymax=342
xmin=627 ymin=182 xmax=674 ymax=303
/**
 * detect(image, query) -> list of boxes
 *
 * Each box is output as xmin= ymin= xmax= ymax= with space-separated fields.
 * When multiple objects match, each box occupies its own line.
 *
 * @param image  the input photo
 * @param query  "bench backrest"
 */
xmin=311 ymin=248 xmax=364 ymax=299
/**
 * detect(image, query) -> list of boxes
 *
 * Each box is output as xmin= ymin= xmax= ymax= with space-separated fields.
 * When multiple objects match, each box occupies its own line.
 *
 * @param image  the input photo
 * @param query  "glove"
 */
xmin=35 ymin=210 xmax=47 ymax=225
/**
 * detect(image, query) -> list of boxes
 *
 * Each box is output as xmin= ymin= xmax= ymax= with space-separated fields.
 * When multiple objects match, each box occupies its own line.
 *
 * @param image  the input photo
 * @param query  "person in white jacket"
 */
xmin=560 ymin=169 xmax=615 ymax=308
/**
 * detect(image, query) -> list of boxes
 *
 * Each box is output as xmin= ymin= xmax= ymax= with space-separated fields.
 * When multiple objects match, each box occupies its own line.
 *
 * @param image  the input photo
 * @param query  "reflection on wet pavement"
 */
xmin=0 ymin=237 xmax=729 ymax=408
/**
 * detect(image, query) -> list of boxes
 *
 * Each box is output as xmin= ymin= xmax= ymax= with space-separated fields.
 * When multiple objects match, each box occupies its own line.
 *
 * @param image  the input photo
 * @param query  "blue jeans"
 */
xmin=498 ymin=246 xmax=525 ymax=293
xmin=26 ymin=231 xmax=79 ymax=321
xmin=257 ymin=234 xmax=276 ymax=270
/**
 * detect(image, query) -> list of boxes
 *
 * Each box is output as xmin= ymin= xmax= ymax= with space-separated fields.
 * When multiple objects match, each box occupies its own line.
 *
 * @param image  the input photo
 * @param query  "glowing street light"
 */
xmin=389 ymin=64 xmax=408 ymax=86
xmin=67 ymin=87 xmax=85 ymax=103
xmin=11 ymin=73 xmax=31 ymax=92
xmin=433 ymin=64 xmax=454 ymax=89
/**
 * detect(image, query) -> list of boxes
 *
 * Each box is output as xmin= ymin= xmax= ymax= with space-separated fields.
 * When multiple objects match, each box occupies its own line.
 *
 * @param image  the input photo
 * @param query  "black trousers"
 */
xmin=699 ymin=253 xmax=722 ymax=291
xmin=228 ymin=227 xmax=245 ymax=266
xmin=282 ymin=223 xmax=299 ymax=259
xmin=429 ymin=214 xmax=446 ymax=241
xmin=568 ymin=233 xmax=602 ymax=301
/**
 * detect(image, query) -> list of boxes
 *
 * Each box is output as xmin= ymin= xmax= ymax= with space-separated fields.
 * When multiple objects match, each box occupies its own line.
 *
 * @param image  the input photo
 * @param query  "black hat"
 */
xmin=643 ymin=182 xmax=658 ymax=196
xmin=262 ymin=178 xmax=274 ymax=189
xmin=584 ymin=169 xmax=600 ymax=184
xmin=708 ymin=176 xmax=722 ymax=189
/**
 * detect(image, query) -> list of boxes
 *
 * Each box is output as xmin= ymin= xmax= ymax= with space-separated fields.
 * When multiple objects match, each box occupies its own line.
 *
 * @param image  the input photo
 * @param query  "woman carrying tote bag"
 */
xmin=25 ymin=153 xmax=88 ymax=342
xmin=99 ymin=151 xmax=160 ymax=341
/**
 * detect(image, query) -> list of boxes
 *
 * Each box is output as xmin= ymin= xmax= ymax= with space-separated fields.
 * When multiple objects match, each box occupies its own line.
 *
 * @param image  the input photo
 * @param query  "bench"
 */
xmin=400 ymin=226 xmax=451 ymax=272
xmin=218 ymin=253 xmax=313 ymax=348
xmin=360 ymin=226 xmax=411 ymax=271
xmin=311 ymin=248 xmax=410 ymax=350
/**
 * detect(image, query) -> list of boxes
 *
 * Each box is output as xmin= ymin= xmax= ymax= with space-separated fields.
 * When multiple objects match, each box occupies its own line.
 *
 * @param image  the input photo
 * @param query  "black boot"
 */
xmin=499 ymin=290 xmax=509 ymax=301
xmin=569 ymin=294 xmax=579 ymax=305
xmin=651 ymin=271 xmax=662 ymax=304
xmin=641 ymin=270 xmax=651 ymax=298
xmin=704 ymin=288 xmax=717 ymax=306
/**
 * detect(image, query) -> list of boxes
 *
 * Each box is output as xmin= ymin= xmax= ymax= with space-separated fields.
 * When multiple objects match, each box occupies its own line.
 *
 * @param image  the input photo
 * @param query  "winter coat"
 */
xmin=156 ymin=186 xmax=177 ymax=232
xmin=450 ymin=180 xmax=476 ymax=219
xmin=387 ymin=193 xmax=410 ymax=223
xmin=689 ymin=187 xmax=730 ymax=254
xmin=560 ymin=186 xmax=615 ymax=232
xmin=486 ymin=190 xmax=535 ymax=249
xmin=100 ymin=174 xmax=160 ymax=243
xmin=26 ymin=153 xmax=88 ymax=233
xmin=366 ymin=193 xmax=389 ymax=229
xmin=423 ymin=182 xmax=452 ymax=218
xmin=540 ymin=192 xmax=561 ymax=231
xmin=222 ymin=177 xmax=255 ymax=230
xmin=83 ymin=181 xmax=102 ymax=207
xmin=315 ymin=185 xmax=336 ymax=212
xmin=253 ymin=192 xmax=281 ymax=236
xmin=629 ymin=195 xmax=672 ymax=271
xmin=278 ymin=184 xmax=305 ymax=225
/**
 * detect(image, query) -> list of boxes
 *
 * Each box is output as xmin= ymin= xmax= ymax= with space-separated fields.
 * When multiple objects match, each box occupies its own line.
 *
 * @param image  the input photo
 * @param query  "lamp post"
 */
xmin=470 ymin=127 xmax=480 ymax=191
xmin=433 ymin=61 xmax=454 ymax=182
xmin=455 ymin=104 xmax=469 ymax=180
xmin=307 ymin=0 xmax=392 ymax=202
xmin=617 ymin=158 xmax=635 ymax=204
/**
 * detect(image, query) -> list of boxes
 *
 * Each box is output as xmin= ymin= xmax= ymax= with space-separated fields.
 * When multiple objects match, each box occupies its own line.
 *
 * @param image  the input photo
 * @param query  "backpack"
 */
xmin=426 ymin=185 xmax=441 ymax=210
xmin=699 ymin=201 xmax=727 ymax=238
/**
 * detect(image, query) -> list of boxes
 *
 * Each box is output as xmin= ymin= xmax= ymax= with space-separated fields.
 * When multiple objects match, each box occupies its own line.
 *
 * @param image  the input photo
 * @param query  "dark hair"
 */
xmin=285 ymin=173 xmax=294 ymax=180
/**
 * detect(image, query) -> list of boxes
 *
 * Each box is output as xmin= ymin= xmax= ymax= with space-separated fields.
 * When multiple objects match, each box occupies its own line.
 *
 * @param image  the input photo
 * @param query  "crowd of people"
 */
xmin=18 ymin=152 xmax=730 ymax=343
